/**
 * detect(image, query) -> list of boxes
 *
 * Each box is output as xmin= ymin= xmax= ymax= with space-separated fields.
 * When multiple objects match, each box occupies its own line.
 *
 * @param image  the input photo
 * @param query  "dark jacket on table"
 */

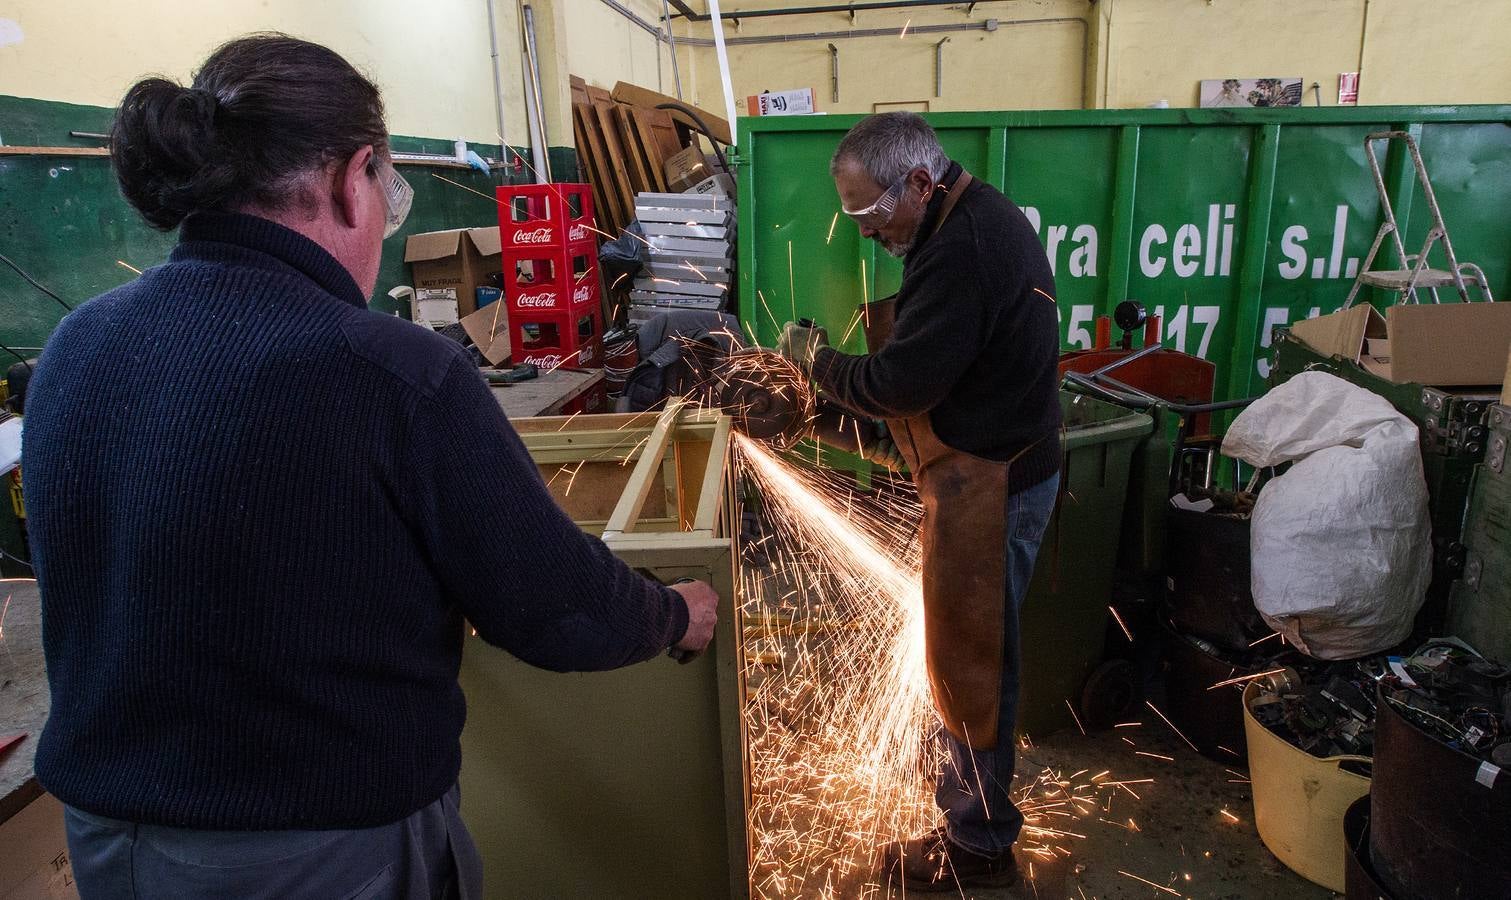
xmin=23 ymin=212 xmax=687 ymax=830
xmin=812 ymin=162 xmax=1063 ymax=491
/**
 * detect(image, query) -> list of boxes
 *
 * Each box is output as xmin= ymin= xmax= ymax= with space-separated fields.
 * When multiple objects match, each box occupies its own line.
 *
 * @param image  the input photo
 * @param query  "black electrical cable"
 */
xmin=0 ymin=545 xmax=33 ymax=572
xmin=0 ymin=342 xmax=34 ymax=373
xmin=0 ymin=251 xmax=74 ymax=311
xmin=654 ymin=102 xmax=731 ymax=173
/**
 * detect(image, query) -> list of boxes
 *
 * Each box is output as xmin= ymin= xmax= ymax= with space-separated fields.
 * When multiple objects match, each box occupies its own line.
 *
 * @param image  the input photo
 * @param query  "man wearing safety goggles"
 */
xmin=778 ymin=112 xmax=1063 ymax=893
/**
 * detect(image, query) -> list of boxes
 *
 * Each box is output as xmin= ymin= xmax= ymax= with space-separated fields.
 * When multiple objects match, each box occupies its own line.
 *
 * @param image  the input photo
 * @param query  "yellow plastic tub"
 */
xmin=1242 ymin=680 xmax=1372 ymax=893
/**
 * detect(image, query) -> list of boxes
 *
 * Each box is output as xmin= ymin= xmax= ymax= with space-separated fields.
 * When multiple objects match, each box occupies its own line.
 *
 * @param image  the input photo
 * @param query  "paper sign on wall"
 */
xmin=746 ymin=88 xmax=817 ymax=116
xmin=1339 ymin=73 xmax=1360 ymax=105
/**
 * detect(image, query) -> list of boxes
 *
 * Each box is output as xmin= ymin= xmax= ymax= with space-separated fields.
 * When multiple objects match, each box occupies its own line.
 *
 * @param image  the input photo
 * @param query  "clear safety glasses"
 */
xmin=842 ymin=173 xmax=909 ymax=229
xmin=375 ymin=159 xmax=413 ymax=238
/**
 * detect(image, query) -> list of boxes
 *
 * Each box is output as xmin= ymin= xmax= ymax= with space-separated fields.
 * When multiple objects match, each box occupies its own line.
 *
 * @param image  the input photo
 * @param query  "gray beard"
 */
xmin=879 ymin=215 xmax=926 ymax=258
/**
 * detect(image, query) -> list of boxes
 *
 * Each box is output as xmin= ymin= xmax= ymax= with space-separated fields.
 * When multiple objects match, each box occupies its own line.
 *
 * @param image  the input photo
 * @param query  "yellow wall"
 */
xmin=564 ymin=0 xmax=672 ymax=94
xmin=671 ymin=0 xmax=1511 ymax=114
xmin=0 ymin=0 xmax=532 ymax=144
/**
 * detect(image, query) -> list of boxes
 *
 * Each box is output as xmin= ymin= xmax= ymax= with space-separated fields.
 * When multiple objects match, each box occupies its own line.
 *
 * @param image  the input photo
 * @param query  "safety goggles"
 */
xmin=841 ymin=173 xmax=909 ymax=229
xmin=374 ymin=158 xmax=413 ymax=238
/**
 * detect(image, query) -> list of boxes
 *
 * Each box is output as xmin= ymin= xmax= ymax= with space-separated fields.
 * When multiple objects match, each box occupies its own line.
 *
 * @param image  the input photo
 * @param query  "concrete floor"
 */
xmin=949 ymin=725 xmax=1336 ymax=900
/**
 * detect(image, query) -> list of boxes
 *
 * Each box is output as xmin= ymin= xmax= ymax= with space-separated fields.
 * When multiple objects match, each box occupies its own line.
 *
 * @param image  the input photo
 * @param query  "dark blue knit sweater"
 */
xmin=23 ymin=212 xmax=688 ymax=830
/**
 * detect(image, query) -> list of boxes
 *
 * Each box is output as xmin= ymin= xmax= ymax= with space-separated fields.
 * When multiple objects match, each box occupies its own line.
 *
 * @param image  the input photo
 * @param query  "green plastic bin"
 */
xmin=1015 ymin=390 xmax=1153 ymax=737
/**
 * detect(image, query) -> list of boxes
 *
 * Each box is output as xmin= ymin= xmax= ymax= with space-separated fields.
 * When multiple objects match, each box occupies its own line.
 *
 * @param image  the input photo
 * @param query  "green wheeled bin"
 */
xmin=1015 ymin=390 xmax=1153 ymax=737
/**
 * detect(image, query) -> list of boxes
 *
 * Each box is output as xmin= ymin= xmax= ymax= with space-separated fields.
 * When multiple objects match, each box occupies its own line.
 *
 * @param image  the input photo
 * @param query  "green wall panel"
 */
xmin=0 ymin=96 xmax=576 ymax=352
xmin=735 ymin=106 xmax=1511 ymax=403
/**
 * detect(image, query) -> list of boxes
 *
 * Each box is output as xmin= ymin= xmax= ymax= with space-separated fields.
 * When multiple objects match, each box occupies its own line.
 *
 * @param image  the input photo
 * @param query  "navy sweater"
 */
xmin=23 ymin=212 xmax=688 ymax=830
xmin=813 ymin=163 xmax=1062 ymax=490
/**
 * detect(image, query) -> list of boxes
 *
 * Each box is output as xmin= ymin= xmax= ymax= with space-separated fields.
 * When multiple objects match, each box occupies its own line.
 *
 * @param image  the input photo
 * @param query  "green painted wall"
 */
xmin=0 ymin=95 xmax=578 ymax=354
xmin=0 ymin=95 xmax=577 ymax=574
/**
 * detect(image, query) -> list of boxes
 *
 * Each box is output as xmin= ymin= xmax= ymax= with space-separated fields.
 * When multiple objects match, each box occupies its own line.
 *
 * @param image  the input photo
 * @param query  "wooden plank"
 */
xmin=0 ymin=146 xmax=108 ymax=157
xmin=693 ymin=415 xmax=733 ymax=534
xmin=572 ymin=105 xmax=621 ymax=235
xmin=641 ymin=108 xmax=686 ymax=164
xmin=573 ymin=102 xmax=629 ymax=235
xmin=603 ymin=400 xmax=687 ymax=537
xmin=489 ymin=368 xmax=603 ymax=419
xmin=569 ymin=74 xmax=591 ymax=108
xmin=622 ymin=106 xmax=673 ymax=194
xmin=611 ymin=81 xmax=732 ymax=146
xmin=591 ymin=101 xmax=639 ymax=231
xmin=612 ymin=105 xmax=656 ymax=196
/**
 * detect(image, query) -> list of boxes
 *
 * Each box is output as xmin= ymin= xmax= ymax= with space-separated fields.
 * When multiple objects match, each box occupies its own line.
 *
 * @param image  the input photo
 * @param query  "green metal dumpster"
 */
xmin=733 ymin=106 xmax=1511 ymax=405
xmin=1018 ymin=390 xmax=1153 ymax=736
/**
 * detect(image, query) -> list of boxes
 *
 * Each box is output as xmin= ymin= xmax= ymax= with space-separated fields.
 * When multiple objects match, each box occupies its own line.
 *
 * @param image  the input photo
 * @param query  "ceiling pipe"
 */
xmin=671 ymin=0 xmax=979 ymax=22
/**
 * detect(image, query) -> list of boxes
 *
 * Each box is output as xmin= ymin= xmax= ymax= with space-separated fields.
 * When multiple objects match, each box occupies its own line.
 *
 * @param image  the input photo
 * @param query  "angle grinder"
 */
xmin=706 ymin=348 xmax=813 ymax=447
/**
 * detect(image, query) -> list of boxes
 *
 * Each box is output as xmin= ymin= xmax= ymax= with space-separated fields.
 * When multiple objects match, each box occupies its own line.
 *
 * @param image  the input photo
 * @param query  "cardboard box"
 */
xmin=0 ymin=792 xmax=78 ymax=899
xmin=689 ymin=173 xmax=736 ymax=199
xmin=746 ymin=88 xmax=817 ymax=116
xmin=460 ymin=302 xmax=513 ymax=367
xmin=404 ymin=227 xmax=502 ymax=318
xmin=1290 ymin=302 xmax=1511 ymax=387
xmin=664 ymin=147 xmax=715 ymax=193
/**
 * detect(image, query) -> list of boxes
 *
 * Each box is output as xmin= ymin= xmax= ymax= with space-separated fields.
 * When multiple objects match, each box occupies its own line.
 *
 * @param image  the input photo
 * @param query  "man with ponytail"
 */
xmin=22 ymin=34 xmax=718 ymax=898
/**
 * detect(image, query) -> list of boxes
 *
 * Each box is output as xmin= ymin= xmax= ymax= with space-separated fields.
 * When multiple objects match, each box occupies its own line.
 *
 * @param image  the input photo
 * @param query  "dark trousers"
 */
xmin=934 ymin=472 xmax=1059 ymax=855
xmin=64 ymin=783 xmax=482 ymax=899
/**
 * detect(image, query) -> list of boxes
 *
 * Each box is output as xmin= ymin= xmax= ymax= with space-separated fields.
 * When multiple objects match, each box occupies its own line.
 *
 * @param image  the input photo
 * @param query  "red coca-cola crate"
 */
xmin=502 ymin=244 xmax=600 ymax=314
xmin=496 ymin=183 xmax=598 ymax=251
xmin=512 ymin=307 xmax=603 ymax=371
xmin=557 ymin=381 xmax=609 ymax=416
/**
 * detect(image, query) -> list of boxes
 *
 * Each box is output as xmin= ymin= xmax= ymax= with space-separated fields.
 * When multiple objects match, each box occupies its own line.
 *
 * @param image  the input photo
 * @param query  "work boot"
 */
xmin=878 ymin=826 xmax=1019 ymax=893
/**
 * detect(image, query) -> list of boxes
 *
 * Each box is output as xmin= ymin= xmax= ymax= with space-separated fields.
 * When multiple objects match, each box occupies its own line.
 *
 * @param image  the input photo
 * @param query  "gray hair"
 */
xmin=830 ymin=112 xmax=950 ymax=186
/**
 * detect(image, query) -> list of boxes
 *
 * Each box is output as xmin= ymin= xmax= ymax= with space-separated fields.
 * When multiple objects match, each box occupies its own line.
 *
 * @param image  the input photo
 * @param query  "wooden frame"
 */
xmin=458 ymin=406 xmax=749 ymax=900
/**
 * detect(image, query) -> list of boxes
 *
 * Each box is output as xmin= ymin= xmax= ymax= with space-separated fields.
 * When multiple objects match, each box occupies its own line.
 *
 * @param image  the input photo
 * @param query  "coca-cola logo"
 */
xmin=516 ymin=291 xmax=558 ymax=308
xmin=573 ymin=285 xmax=590 ymax=303
xmin=528 ymin=354 xmax=563 ymax=369
xmin=568 ymin=224 xmax=589 ymax=242
xmin=513 ymin=226 xmax=554 ymax=244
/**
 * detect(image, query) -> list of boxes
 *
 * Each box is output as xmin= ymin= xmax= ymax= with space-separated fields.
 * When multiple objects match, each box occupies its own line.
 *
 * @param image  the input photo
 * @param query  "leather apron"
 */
xmin=862 ymin=171 xmax=1037 ymax=751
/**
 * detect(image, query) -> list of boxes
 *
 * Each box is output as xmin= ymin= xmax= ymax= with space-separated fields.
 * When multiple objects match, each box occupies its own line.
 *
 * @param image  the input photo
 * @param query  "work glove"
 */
xmin=860 ymin=422 xmax=906 ymax=471
xmin=777 ymin=320 xmax=829 ymax=375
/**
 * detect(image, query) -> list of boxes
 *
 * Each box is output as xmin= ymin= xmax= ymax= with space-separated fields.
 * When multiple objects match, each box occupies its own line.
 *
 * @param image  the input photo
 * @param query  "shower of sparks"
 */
xmin=1144 ymin=700 xmax=1200 ymax=753
xmin=1109 ymin=604 xmax=1134 ymax=642
xmin=0 ymin=592 xmax=10 ymax=641
xmin=1206 ymin=668 xmax=1287 ymax=691
xmin=731 ymin=436 xmax=1139 ymax=897
xmin=1118 ymin=870 xmax=1181 ymax=895
xmin=116 ymin=260 xmax=142 ymax=275
xmin=900 ymin=18 xmax=913 ymax=38
xmin=1248 ymin=631 xmax=1282 ymax=647
xmin=826 ymin=212 xmax=840 ymax=244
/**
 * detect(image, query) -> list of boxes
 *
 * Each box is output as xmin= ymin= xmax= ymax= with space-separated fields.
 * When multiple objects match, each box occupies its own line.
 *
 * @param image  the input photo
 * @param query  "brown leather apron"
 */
xmin=862 ymin=171 xmax=1034 ymax=751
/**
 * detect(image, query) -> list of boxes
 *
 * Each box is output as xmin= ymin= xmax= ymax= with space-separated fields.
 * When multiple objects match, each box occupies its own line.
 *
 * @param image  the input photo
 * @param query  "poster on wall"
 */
xmin=1338 ymin=73 xmax=1360 ymax=105
xmin=1199 ymin=78 xmax=1304 ymax=108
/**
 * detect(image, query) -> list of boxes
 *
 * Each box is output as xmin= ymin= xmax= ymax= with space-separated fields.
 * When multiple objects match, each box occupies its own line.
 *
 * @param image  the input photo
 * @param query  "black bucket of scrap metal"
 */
xmin=1369 ymin=687 xmax=1511 ymax=900
xmin=1344 ymin=796 xmax=1396 ymax=900
xmin=1165 ymin=503 xmax=1270 ymax=652
xmin=1159 ymin=613 xmax=1260 ymax=764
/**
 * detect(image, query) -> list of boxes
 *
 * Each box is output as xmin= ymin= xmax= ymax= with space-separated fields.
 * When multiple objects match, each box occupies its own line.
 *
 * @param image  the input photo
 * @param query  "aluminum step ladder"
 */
xmin=1344 ymin=131 xmax=1494 ymax=307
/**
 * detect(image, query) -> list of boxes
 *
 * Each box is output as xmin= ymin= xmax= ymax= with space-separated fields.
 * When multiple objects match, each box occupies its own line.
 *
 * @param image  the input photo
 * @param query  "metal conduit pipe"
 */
xmin=589 ymin=0 xmax=1088 ymax=106
xmin=670 ymin=0 xmax=977 ymax=21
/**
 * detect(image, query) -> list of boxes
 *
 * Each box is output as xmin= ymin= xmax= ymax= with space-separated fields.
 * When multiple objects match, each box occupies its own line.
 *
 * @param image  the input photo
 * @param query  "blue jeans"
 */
xmin=935 ymin=472 xmax=1059 ymax=856
xmin=64 ymin=783 xmax=482 ymax=899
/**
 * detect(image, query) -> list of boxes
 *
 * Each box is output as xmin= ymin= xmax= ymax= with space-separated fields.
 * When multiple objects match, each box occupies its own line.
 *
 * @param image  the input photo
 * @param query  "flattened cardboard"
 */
xmin=664 ymin=146 xmax=713 ymax=193
xmin=1385 ymin=302 xmax=1511 ymax=387
xmin=403 ymin=227 xmax=502 ymax=318
xmin=460 ymin=302 xmax=513 ymax=366
xmin=1290 ymin=302 xmax=1511 ymax=387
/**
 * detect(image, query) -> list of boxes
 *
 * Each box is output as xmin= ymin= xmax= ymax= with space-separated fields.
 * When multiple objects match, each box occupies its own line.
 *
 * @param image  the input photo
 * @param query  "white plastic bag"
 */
xmin=1221 ymin=371 xmax=1431 ymax=659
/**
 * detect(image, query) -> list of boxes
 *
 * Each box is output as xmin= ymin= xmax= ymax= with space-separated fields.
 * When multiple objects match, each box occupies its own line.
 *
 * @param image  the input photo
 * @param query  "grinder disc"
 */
xmin=713 ymin=349 xmax=811 ymax=445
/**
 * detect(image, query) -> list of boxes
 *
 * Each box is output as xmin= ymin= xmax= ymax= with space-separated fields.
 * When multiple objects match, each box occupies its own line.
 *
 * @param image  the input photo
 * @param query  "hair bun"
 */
xmin=110 ymin=78 xmax=232 ymax=230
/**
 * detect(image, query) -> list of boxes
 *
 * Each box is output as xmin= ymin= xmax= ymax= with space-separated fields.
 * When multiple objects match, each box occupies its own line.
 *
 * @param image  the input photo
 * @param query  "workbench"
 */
xmin=488 ymin=367 xmax=605 ymax=419
xmin=0 ymin=578 xmax=77 ymax=898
